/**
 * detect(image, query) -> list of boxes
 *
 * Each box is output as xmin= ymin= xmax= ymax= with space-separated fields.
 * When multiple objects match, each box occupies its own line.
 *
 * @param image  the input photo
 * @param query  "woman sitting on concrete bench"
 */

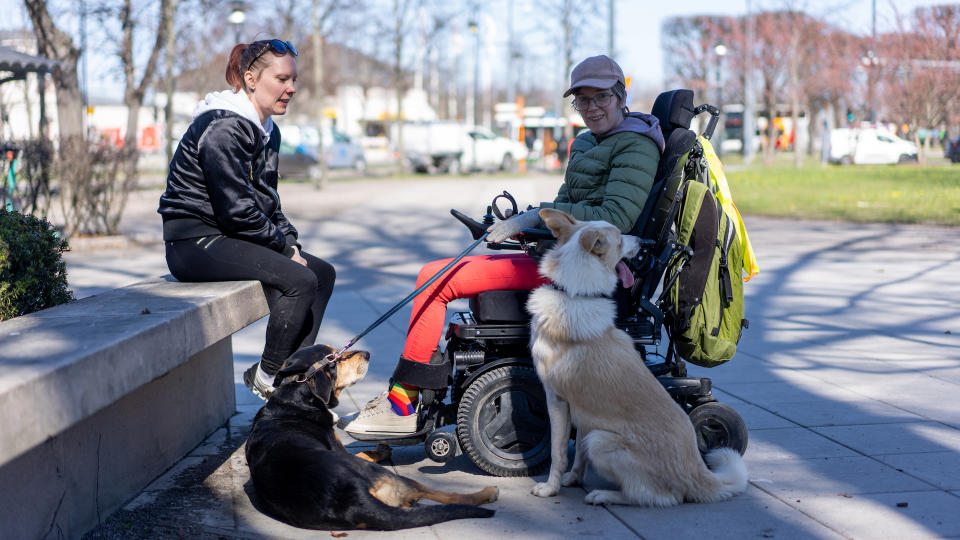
xmin=158 ymin=39 xmax=335 ymax=400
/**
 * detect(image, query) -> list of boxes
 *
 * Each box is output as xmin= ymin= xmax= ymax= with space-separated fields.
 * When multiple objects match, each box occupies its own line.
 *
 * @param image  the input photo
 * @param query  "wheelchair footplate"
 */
xmin=346 ymin=424 xmax=435 ymax=446
xmin=345 ymin=403 xmax=454 ymax=446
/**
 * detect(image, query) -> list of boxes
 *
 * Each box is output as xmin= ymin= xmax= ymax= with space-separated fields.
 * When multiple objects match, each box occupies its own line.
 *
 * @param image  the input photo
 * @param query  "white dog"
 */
xmin=526 ymin=208 xmax=748 ymax=506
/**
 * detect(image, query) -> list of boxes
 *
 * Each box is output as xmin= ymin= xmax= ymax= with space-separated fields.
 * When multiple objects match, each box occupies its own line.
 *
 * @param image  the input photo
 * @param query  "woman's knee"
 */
xmin=285 ymin=265 xmax=319 ymax=298
xmin=312 ymin=258 xmax=336 ymax=289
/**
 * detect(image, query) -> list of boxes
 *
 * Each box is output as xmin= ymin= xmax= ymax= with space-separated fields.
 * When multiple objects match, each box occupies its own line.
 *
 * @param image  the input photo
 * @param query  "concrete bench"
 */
xmin=0 ymin=276 xmax=268 ymax=539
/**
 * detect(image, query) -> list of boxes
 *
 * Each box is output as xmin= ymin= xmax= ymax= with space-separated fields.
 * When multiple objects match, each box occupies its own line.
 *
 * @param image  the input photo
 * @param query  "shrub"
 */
xmin=0 ymin=209 xmax=74 ymax=321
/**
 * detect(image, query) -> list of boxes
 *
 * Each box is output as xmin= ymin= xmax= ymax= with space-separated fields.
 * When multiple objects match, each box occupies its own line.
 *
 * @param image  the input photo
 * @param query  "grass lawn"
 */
xmin=724 ymin=161 xmax=960 ymax=226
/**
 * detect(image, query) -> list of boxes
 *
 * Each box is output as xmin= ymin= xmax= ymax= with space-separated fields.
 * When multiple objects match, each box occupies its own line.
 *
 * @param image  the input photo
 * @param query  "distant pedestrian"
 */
xmin=158 ymin=39 xmax=335 ymax=400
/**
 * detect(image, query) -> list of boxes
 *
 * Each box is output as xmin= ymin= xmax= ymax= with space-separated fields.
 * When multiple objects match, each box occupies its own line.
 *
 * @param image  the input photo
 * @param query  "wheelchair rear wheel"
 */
xmin=456 ymin=364 xmax=550 ymax=477
xmin=688 ymin=402 xmax=748 ymax=456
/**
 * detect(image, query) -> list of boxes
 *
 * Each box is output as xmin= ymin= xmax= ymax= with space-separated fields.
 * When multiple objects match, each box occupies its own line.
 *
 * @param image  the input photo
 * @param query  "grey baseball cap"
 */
xmin=563 ymin=55 xmax=625 ymax=97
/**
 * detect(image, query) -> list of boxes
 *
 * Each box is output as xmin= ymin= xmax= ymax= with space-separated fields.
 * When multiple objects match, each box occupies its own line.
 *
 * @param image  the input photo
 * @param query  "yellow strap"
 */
xmin=699 ymin=137 xmax=760 ymax=282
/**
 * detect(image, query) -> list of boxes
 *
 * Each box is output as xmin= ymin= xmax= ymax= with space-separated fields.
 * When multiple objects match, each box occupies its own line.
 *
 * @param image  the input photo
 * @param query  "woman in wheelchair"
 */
xmin=339 ymin=55 xmax=665 ymax=437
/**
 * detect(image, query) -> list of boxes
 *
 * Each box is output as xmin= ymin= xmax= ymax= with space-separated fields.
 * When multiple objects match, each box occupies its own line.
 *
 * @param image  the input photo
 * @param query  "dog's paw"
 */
xmin=561 ymin=471 xmax=583 ymax=487
xmin=584 ymin=489 xmax=623 ymax=505
xmin=531 ymin=482 xmax=559 ymax=498
xmin=480 ymin=486 xmax=499 ymax=503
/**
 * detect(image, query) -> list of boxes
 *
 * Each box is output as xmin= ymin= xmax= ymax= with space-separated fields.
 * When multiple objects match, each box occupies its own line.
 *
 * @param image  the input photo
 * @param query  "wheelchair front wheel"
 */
xmin=688 ymin=402 xmax=748 ymax=456
xmin=456 ymin=364 xmax=550 ymax=477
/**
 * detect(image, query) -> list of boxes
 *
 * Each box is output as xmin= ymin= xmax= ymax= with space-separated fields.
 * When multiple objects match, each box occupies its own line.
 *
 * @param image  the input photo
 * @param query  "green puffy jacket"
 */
xmin=541 ymin=131 xmax=660 ymax=233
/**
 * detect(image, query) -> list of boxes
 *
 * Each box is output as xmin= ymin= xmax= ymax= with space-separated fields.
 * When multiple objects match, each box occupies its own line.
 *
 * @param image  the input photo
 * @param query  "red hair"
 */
xmin=225 ymin=44 xmax=249 ymax=91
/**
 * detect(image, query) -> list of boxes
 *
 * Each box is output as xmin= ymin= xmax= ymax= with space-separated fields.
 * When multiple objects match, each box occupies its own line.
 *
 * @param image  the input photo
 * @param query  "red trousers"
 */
xmin=401 ymin=254 xmax=548 ymax=364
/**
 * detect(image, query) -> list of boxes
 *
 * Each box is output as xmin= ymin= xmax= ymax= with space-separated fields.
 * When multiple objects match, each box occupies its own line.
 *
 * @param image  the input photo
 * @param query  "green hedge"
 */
xmin=0 ymin=209 xmax=73 ymax=321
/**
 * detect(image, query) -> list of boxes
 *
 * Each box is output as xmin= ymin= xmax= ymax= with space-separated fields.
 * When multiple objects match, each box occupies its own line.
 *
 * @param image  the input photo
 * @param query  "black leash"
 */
xmin=297 ymin=231 xmax=490 ymax=381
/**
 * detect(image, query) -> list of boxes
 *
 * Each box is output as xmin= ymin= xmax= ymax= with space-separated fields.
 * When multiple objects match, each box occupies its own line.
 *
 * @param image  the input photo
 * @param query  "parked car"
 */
xmin=277 ymin=125 xmax=366 ymax=180
xmin=277 ymin=143 xmax=321 ymax=180
xmin=829 ymin=128 xmax=918 ymax=165
xmin=397 ymin=121 xmax=528 ymax=173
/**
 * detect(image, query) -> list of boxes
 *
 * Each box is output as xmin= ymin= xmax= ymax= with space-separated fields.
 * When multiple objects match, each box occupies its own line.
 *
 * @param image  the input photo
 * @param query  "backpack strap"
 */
xmin=717 ymin=200 xmax=735 ymax=304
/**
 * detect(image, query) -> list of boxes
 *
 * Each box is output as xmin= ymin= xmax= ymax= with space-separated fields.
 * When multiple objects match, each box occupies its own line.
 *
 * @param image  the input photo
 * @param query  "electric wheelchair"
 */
xmin=351 ymin=90 xmax=749 ymax=477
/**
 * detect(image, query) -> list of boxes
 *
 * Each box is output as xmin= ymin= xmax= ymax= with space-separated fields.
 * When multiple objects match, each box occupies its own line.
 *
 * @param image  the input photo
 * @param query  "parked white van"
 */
xmin=829 ymin=128 xmax=918 ymax=165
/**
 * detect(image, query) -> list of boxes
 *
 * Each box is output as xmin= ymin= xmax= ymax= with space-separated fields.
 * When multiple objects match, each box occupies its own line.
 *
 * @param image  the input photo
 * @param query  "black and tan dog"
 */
xmin=245 ymin=344 xmax=498 ymax=531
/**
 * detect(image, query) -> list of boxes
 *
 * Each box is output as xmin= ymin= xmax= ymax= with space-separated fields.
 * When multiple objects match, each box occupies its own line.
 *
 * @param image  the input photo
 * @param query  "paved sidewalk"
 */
xmin=71 ymin=176 xmax=960 ymax=539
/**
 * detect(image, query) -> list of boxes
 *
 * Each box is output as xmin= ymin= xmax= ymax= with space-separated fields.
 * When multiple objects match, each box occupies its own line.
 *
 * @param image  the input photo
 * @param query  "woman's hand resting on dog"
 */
xmin=486 ymin=209 xmax=541 ymax=243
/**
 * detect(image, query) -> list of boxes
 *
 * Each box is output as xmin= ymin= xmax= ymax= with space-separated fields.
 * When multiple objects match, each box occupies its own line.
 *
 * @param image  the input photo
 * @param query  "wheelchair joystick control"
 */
xmin=482 ymin=205 xmax=495 ymax=228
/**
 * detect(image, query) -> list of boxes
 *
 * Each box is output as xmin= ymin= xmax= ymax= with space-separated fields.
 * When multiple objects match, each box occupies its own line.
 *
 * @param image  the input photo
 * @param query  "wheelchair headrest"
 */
xmin=651 ymin=89 xmax=695 ymax=140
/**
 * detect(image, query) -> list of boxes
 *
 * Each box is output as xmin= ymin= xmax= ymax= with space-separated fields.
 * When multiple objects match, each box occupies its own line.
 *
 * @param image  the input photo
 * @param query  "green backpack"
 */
xmin=664 ymin=174 xmax=747 ymax=368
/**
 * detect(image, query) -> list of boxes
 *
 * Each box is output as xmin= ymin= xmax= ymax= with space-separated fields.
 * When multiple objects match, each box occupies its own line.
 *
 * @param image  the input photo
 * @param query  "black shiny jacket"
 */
xmin=158 ymin=110 xmax=298 ymax=253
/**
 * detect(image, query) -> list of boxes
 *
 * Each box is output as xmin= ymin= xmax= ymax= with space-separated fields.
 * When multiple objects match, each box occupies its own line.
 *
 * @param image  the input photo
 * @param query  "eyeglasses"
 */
xmin=246 ymin=39 xmax=299 ymax=73
xmin=572 ymin=92 xmax=615 ymax=112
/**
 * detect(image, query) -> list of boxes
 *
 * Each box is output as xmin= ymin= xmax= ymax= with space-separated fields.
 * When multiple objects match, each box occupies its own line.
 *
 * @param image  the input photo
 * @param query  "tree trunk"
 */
xmin=110 ymin=0 xmax=169 ymax=233
xmin=393 ymin=0 xmax=406 ymax=171
xmin=24 ymin=0 xmax=84 ymax=140
xmin=312 ymin=0 xmax=328 ymax=190
xmin=164 ymin=0 xmax=177 ymax=168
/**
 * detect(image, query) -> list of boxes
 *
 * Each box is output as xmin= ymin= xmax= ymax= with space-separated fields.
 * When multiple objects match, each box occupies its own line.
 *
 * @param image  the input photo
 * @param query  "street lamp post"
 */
xmin=468 ymin=19 xmax=479 ymax=171
xmin=714 ymin=43 xmax=727 ymax=158
xmin=228 ymin=2 xmax=247 ymax=43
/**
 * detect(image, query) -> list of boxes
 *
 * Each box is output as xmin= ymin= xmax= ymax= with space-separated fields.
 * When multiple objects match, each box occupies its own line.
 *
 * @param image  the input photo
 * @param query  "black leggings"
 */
xmin=165 ymin=235 xmax=336 ymax=373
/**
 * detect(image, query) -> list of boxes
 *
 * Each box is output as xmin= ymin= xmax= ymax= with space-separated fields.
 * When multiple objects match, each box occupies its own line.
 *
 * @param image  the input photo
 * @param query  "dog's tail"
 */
xmin=365 ymin=503 xmax=495 ymax=530
xmin=693 ymin=447 xmax=749 ymax=503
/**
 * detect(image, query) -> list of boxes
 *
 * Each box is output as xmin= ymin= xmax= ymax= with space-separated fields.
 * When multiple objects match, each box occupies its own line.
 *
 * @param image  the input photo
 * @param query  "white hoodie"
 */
xmin=192 ymin=89 xmax=275 ymax=143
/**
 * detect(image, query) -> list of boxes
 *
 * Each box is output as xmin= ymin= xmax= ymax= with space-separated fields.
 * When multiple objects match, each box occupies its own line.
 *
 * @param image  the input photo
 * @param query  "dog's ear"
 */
xmin=540 ymin=208 xmax=577 ymax=243
xmin=579 ymin=228 xmax=609 ymax=258
xmin=307 ymin=365 xmax=337 ymax=407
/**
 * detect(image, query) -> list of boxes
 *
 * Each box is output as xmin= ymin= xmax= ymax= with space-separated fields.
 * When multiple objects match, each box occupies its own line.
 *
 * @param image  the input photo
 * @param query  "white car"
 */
xmin=829 ymin=128 xmax=918 ymax=165
xmin=462 ymin=126 xmax=528 ymax=172
xmin=400 ymin=122 xmax=528 ymax=173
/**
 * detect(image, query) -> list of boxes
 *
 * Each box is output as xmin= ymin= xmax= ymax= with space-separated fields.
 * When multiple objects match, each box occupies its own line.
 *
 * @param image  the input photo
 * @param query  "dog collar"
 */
xmin=548 ymin=283 xmax=611 ymax=299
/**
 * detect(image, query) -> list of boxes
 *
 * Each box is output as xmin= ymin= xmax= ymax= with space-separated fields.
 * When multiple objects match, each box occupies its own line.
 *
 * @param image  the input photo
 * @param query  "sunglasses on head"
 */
xmin=246 ymin=39 xmax=299 ymax=72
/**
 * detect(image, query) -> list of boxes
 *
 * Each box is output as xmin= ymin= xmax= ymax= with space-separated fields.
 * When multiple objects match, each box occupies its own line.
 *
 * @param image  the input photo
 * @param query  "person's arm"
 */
xmin=542 ymin=133 xmax=659 ymax=233
xmin=200 ymin=118 xmax=288 ymax=253
xmin=265 ymin=124 xmax=301 ymax=252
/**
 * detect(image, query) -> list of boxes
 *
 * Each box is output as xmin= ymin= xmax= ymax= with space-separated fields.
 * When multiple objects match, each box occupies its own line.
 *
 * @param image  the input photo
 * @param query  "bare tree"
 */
xmin=880 ymin=5 xmax=960 ymax=164
xmin=23 ymin=0 xmax=84 ymax=139
xmin=661 ymin=15 xmax=719 ymax=98
xmin=389 ymin=0 xmax=416 ymax=168
xmin=750 ymin=11 xmax=794 ymax=165
xmin=90 ymin=0 xmax=170 ymax=232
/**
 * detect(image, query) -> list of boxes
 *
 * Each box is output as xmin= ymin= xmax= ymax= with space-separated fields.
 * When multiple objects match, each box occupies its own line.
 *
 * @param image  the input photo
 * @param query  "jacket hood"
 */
xmin=600 ymin=112 xmax=665 ymax=152
xmin=193 ymin=89 xmax=274 ymax=142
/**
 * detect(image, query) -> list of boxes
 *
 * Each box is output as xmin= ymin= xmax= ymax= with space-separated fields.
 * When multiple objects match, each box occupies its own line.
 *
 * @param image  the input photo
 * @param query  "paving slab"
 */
xmin=68 ymin=177 xmax=960 ymax=539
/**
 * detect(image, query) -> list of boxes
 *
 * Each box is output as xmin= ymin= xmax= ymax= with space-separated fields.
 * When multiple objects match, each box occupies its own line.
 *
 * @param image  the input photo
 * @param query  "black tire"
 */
xmin=500 ymin=153 xmax=514 ymax=171
xmin=839 ymin=155 xmax=852 ymax=165
xmin=688 ymin=402 xmax=748 ymax=456
xmin=425 ymin=430 xmax=458 ymax=463
xmin=456 ymin=365 xmax=550 ymax=477
xmin=446 ymin=157 xmax=462 ymax=174
xmin=897 ymin=153 xmax=917 ymax=164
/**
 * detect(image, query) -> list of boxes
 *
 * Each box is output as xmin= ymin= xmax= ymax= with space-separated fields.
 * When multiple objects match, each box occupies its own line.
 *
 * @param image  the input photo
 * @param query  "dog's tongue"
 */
xmin=616 ymin=261 xmax=634 ymax=288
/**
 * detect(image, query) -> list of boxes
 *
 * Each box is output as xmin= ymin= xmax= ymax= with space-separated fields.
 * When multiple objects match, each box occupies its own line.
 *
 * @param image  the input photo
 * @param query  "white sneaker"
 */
xmin=338 ymin=391 xmax=418 ymax=436
xmin=243 ymin=362 xmax=275 ymax=401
